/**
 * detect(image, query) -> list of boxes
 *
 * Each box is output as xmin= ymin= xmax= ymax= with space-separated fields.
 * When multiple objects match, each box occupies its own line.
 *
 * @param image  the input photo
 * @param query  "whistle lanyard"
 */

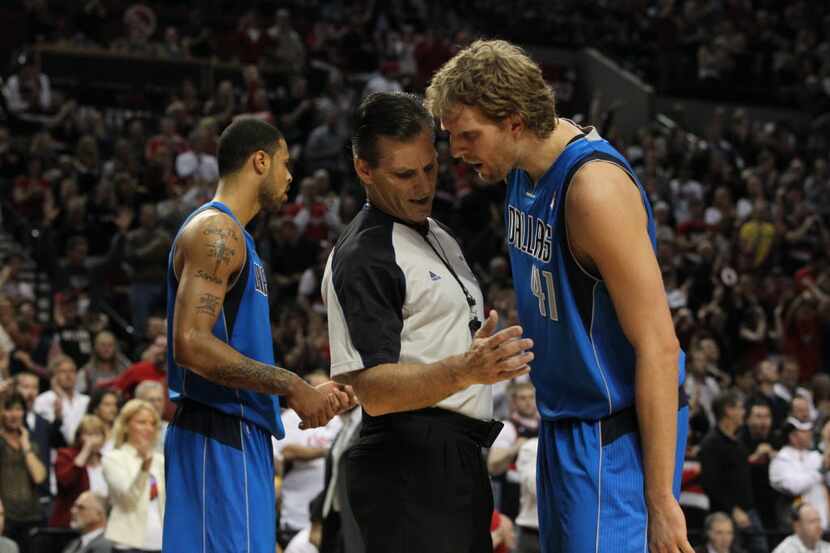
xmin=423 ymin=231 xmax=482 ymax=333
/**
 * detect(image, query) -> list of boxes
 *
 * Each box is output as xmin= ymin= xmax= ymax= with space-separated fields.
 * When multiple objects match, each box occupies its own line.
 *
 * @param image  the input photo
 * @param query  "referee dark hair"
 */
xmin=322 ymin=91 xmax=535 ymax=553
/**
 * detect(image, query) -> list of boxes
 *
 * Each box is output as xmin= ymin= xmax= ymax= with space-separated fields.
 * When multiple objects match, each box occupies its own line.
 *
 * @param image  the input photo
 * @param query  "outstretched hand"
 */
xmin=457 ymin=310 xmax=534 ymax=387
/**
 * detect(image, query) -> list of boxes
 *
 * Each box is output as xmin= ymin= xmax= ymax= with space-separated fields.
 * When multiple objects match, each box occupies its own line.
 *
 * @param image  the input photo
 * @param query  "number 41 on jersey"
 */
xmin=530 ymin=265 xmax=558 ymax=321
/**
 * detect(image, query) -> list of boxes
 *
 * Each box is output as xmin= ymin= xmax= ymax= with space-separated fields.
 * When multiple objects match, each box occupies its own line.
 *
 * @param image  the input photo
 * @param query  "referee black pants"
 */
xmin=344 ymin=408 xmax=502 ymax=553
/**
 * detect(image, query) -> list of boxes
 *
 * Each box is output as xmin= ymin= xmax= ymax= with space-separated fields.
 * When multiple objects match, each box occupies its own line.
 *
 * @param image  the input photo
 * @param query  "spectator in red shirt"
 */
xmin=50 ymin=415 xmax=108 ymax=528
xmin=96 ymin=336 xmax=173 ymax=419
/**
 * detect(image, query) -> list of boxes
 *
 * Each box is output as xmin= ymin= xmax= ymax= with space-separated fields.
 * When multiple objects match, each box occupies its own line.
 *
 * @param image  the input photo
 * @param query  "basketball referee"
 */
xmin=322 ymin=92 xmax=535 ymax=553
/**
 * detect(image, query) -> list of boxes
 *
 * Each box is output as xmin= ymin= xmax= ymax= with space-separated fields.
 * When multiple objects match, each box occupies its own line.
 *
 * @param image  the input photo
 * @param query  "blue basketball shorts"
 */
xmin=162 ymin=399 xmax=276 ymax=553
xmin=537 ymin=405 xmax=689 ymax=553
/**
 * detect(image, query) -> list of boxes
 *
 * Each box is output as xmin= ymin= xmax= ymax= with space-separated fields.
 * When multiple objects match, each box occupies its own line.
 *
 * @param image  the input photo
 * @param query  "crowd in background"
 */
xmin=1 ymin=1 xmax=830 ymax=553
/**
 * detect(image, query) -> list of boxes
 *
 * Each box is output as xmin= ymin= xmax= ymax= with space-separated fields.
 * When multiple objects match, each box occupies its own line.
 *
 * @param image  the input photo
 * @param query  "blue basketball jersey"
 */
xmin=166 ymin=201 xmax=285 ymax=439
xmin=505 ymin=127 xmax=685 ymax=421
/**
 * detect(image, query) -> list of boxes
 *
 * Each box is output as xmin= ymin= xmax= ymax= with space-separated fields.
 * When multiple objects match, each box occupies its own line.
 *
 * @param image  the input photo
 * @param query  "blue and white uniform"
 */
xmin=163 ymin=201 xmax=285 ymax=553
xmin=505 ymin=126 xmax=688 ymax=553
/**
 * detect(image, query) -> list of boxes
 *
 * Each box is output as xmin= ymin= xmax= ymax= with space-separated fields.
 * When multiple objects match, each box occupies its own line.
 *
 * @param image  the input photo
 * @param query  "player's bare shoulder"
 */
xmin=174 ymin=210 xmax=246 ymax=284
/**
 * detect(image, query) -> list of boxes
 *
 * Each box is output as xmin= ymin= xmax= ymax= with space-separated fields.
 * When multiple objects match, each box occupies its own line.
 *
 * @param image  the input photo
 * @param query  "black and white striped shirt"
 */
xmin=322 ymin=204 xmax=492 ymax=420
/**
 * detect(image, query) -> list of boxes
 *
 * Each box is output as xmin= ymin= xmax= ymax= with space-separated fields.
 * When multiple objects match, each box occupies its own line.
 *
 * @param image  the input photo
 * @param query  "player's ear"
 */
xmin=252 ymin=150 xmax=270 ymax=175
xmin=505 ymin=113 xmax=524 ymax=138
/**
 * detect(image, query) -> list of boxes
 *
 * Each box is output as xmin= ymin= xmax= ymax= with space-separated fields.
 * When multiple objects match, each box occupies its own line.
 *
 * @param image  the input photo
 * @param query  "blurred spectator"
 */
xmin=285 ymin=178 xmax=336 ymax=243
xmin=696 ymin=512 xmax=742 ymax=553
xmin=86 ymin=389 xmax=119 ymax=450
xmin=263 ymin=9 xmax=306 ymax=75
xmin=490 ymin=511 xmax=515 ymax=553
xmin=515 ymin=437 xmax=539 ymax=553
xmin=769 ymin=418 xmax=830 ymax=530
xmin=99 ymin=336 xmax=170 ymax=419
xmin=751 ymin=359 xmax=790 ymax=429
xmin=362 ymin=63 xmax=402 ymax=97
xmin=274 ymin=372 xmax=342 ymax=549
xmin=50 ymin=291 xmax=93 ymax=368
xmin=77 ymin=331 xmax=131 ymax=395
xmin=737 ymin=400 xmax=783 ymax=531
xmin=284 ymin=494 xmax=324 ymax=553
xmin=102 ymin=399 xmax=164 ymax=552
xmin=774 ymin=358 xmax=815 ymax=414
xmin=50 ymin=415 xmax=108 ymax=528
xmin=699 ymin=391 xmax=768 ymax=553
xmin=0 ymin=255 xmax=33 ymax=304
xmin=3 ymin=49 xmax=51 ymax=115
xmin=304 ymin=108 xmax=345 ymax=178
xmin=62 ymin=491 xmax=112 ymax=553
xmin=0 ymin=499 xmax=18 ymax=553
xmin=175 ymin=126 xmax=219 ymax=185
xmin=267 ymin=217 xmax=320 ymax=301
xmin=685 ymin=346 xmax=721 ymax=426
xmin=487 ymin=381 xmax=539 ymax=520
xmin=772 ymin=503 xmax=830 ymax=553
xmin=0 ymin=393 xmax=47 ymax=553
xmin=132 ymin=316 xmax=165 ymax=361
xmin=133 ymin=381 xmax=166 ymax=452
xmin=14 ymin=371 xmax=61 ymax=477
xmin=124 ymin=204 xmax=172 ymax=334
xmin=11 ymin=157 xmax=49 ymax=222
xmin=33 ymin=355 xmax=91 ymax=445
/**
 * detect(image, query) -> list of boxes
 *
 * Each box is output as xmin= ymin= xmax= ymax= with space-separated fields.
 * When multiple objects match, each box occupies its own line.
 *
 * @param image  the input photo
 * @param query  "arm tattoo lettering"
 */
xmin=195 ymin=293 xmax=221 ymax=316
xmin=212 ymin=359 xmax=296 ymax=395
xmin=203 ymin=226 xmax=239 ymax=242
xmin=195 ymin=269 xmax=224 ymax=285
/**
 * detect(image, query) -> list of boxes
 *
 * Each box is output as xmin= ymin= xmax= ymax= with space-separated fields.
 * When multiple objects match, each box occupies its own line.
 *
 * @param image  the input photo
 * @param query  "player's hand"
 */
xmin=457 ymin=310 xmax=533 ymax=386
xmin=288 ymin=380 xmax=350 ymax=430
xmin=647 ymin=496 xmax=694 ymax=553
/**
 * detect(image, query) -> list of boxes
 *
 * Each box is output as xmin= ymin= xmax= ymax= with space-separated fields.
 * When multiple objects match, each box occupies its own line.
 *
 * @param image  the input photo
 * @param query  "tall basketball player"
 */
xmin=427 ymin=40 xmax=693 ymax=553
xmin=162 ymin=118 xmax=354 ymax=553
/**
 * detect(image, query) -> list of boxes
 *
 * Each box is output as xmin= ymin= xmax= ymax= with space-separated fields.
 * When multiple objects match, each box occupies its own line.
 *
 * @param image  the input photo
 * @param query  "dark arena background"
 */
xmin=0 ymin=1 xmax=829 ymax=553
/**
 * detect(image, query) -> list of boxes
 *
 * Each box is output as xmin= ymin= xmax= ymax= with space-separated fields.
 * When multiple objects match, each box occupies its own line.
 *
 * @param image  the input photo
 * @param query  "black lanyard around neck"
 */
xmin=422 ymin=230 xmax=482 ymax=333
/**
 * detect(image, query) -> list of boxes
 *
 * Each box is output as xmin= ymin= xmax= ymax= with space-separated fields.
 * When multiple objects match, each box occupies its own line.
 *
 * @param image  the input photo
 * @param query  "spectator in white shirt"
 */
xmin=175 ymin=126 xmax=219 ymax=184
xmin=685 ymin=347 xmax=721 ymax=426
xmin=769 ymin=418 xmax=830 ymax=529
xmin=3 ymin=50 xmax=51 ymax=115
xmin=33 ymin=355 xmax=90 ymax=445
xmin=515 ymin=437 xmax=539 ymax=553
xmin=772 ymin=503 xmax=830 ymax=553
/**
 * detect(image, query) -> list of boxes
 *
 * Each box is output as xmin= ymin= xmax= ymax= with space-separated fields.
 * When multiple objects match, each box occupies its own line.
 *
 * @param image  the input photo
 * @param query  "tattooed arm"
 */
xmin=172 ymin=211 xmax=352 ymax=428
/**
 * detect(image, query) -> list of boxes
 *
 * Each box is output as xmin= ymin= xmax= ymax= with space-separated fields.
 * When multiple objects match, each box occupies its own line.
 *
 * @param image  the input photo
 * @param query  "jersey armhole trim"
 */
xmin=563 ymin=157 xmax=645 ymax=283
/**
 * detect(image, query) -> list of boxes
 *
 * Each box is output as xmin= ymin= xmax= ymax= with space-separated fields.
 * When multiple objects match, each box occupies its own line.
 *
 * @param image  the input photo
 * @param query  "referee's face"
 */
xmin=357 ymin=129 xmax=437 ymax=224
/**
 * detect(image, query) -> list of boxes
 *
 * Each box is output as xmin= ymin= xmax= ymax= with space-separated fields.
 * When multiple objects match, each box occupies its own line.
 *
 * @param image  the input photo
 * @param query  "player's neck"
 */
xmin=213 ymin=179 xmax=259 ymax=227
xmin=516 ymin=119 xmax=581 ymax=184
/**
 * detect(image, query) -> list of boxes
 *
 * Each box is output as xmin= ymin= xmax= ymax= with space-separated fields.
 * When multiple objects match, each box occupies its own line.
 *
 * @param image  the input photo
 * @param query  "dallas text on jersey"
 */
xmin=506 ymin=205 xmax=553 ymax=263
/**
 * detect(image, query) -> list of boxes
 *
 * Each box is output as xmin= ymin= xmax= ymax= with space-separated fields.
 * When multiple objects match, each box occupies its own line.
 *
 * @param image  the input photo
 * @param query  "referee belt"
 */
xmin=598 ymin=386 xmax=688 ymax=446
xmin=362 ymin=407 xmax=504 ymax=448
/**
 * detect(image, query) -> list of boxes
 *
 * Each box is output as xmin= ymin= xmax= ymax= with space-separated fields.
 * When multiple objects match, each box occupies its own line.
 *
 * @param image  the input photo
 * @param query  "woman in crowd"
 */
xmin=0 ymin=393 xmax=47 ymax=553
xmin=102 ymin=398 xmax=165 ymax=553
xmin=50 ymin=414 xmax=109 ymax=528
xmin=87 ymin=388 xmax=121 ymax=450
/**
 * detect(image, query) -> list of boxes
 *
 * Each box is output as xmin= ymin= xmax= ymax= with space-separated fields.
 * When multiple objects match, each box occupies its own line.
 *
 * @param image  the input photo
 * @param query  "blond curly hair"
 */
xmin=425 ymin=39 xmax=557 ymax=138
